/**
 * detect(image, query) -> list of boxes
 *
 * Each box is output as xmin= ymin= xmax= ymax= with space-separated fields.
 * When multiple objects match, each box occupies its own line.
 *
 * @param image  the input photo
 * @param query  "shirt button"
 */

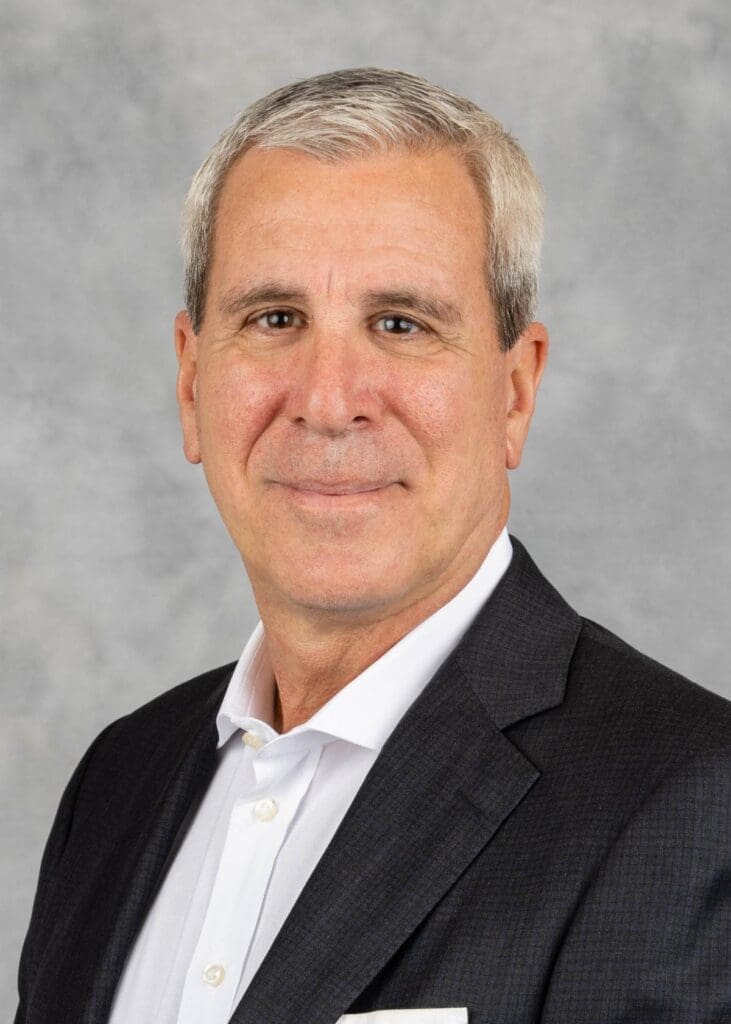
xmin=253 ymin=797 xmax=279 ymax=822
xmin=242 ymin=730 xmax=265 ymax=750
xmin=202 ymin=963 xmax=226 ymax=987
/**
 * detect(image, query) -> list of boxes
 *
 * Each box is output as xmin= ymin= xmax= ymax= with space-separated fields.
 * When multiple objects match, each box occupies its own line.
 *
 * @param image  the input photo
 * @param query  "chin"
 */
xmin=277 ymin=562 xmax=412 ymax=617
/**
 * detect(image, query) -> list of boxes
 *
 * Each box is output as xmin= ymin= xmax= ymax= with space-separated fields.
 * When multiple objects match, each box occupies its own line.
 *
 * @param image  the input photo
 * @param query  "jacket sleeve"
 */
xmin=14 ymin=722 xmax=117 ymax=1024
xmin=541 ymin=745 xmax=731 ymax=1023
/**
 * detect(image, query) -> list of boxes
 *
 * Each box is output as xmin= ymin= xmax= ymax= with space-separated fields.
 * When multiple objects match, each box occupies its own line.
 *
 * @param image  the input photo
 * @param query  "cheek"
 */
xmin=404 ymin=374 xmax=459 ymax=453
xmin=403 ymin=365 xmax=505 ymax=471
xmin=197 ymin=362 xmax=280 ymax=466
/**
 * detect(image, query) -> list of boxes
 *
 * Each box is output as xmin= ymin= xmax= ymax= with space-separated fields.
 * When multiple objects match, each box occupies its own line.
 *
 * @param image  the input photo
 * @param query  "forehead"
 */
xmin=209 ymin=145 xmax=488 ymax=298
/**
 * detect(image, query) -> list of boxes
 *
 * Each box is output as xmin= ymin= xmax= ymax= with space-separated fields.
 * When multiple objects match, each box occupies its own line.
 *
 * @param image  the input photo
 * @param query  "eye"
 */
xmin=375 ymin=315 xmax=422 ymax=336
xmin=250 ymin=309 xmax=303 ymax=330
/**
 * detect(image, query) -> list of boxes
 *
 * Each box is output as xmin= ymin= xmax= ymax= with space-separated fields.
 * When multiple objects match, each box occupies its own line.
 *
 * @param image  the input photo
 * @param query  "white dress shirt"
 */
xmin=108 ymin=529 xmax=512 ymax=1024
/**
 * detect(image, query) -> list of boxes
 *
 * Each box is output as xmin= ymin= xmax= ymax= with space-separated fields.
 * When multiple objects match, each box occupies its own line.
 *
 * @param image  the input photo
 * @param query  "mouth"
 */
xmin=282 ymin=480 xmax=394 ymax=495
xmin=275 ymin=480 xmax=399 ymax=508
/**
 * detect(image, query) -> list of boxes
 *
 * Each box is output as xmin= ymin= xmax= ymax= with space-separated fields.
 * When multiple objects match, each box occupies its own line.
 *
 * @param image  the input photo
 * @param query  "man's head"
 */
xmin=175 ymin=68 xmax=548 ymax=623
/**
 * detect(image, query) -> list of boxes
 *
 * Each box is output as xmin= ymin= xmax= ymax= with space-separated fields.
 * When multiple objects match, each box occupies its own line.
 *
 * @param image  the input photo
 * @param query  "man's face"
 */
xmin=176 ymin=145 xmax=546 ymax=621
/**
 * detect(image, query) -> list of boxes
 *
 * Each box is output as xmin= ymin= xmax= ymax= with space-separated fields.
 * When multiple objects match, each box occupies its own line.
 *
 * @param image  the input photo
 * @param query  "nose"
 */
xmin=286 ymin=330 xmax=381 ymax=436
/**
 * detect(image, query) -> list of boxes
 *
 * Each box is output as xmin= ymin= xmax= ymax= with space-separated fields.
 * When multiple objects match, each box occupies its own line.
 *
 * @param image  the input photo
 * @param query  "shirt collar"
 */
xmin=216 ymin=528 xmax=512 ymax=752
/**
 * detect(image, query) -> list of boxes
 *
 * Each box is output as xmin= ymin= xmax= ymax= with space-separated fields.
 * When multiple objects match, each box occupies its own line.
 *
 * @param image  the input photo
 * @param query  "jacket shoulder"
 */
xmin=102 ymin=660 xmax=237 ymax=744
xmin=120 ymin=659 xmax=236 ymax=723
xmin=55 ymin=661 xmax=237 ymax=822
xmin=569 ymin=616 xmax=731 ymax=755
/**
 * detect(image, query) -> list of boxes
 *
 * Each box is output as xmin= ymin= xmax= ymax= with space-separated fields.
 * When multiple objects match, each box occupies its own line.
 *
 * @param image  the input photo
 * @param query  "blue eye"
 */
xmin=378 ymin=316 xmax=420 ymax=335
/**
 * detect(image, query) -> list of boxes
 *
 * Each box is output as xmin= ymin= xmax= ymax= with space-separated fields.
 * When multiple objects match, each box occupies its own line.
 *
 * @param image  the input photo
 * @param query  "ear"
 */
xmin=505 ymin=322 xmax=549 ymax=470
xmin=174 ymin=310 xmax=201 ymax=465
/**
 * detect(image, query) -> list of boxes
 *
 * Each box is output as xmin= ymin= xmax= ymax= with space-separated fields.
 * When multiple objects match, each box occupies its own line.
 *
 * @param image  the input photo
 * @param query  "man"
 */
xmin=16 ymin=67 xmax=730 ymax=1024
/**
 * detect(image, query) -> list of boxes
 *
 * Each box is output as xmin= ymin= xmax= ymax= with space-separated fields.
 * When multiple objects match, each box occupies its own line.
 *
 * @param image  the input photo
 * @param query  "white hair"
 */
xmin=182 ymin=67 xmax=544 ymax=350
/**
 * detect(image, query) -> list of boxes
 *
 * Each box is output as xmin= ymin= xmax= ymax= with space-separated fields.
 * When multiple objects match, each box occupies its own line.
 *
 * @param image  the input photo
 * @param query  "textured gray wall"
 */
xmin=3 ymin=0 xmax=729 ymax=1007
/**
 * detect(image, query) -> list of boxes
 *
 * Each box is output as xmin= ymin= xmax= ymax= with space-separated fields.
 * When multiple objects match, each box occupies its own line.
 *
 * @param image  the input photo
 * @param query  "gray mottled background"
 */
xmin=2 ymin=0 xmax=729 ymax=1006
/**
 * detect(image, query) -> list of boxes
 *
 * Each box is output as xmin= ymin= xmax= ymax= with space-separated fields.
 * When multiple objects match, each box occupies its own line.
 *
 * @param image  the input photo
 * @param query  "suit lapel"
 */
xmin=230 ymin=662 xmax=538 ymax=1024
xmin=83 ymin=703 xmax=223 ymax=1022
xmin=31 ymin=669 xmax=232 ymax=1024
xmin=231 ymin=537 xmax=582 ymax=1024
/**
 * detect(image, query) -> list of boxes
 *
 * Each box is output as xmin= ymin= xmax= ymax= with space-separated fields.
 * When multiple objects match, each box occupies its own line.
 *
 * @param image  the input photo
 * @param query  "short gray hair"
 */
xmin=182 ymin=67 xmax=544 ymax=351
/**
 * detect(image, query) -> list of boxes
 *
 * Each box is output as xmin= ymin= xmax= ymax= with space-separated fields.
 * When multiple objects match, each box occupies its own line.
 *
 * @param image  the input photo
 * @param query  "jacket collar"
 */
xmin=457 ymin=535 xmax=581 ymax=729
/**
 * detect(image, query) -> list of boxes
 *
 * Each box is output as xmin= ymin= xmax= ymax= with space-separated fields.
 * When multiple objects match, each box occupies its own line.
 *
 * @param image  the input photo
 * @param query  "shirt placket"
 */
xmin=175 ymin=739 xmax=322 ymax=1024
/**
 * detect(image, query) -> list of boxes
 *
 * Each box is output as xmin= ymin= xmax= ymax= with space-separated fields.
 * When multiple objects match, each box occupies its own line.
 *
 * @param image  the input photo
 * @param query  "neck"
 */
xmin=255 ymin=519 xmax=508 ymax=733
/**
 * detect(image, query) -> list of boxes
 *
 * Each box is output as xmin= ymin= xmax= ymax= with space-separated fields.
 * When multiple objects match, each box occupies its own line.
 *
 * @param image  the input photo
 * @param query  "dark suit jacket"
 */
xmin=15 ymin=538 xmax=731 ymax=1023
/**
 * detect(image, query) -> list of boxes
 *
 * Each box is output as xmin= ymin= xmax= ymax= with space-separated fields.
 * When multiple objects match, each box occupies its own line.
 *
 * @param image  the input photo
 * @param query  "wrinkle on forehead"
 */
xmin=221 ymin=209 xmax=457 ymax=251
xmin=215 ymin=146 xmax=486 ymax=253
xmin=209 ymin=146 xmax=490 ymax=318
xmin=211 ymin=220 xmax=468 ymax=311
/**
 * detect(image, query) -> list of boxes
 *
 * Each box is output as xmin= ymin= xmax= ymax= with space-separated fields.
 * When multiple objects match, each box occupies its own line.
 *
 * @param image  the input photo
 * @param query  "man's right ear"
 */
xmin=174 ymin=310 xmax=201 ymax=465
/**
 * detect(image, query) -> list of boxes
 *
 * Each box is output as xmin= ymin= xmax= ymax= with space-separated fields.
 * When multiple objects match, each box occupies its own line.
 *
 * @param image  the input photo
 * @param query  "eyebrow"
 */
xmin=218 ymin=282 xmax=463 ymax=327
xmin=362 ymin=290 xmax=463 ymax=327
xmin=219 ymin=283 xmax=309 ymax=319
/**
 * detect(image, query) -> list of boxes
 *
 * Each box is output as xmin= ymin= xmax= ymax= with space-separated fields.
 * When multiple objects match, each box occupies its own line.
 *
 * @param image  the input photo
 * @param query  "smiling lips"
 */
xmin=281 ymin=479 xmax=395 ymax=496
